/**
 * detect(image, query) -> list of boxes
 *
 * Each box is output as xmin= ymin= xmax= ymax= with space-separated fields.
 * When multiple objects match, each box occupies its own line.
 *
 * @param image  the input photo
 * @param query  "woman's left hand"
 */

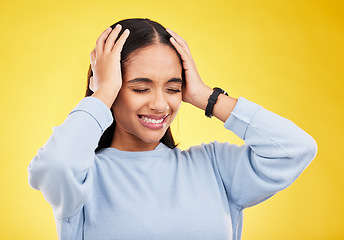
xmin=166 ymin=28 xmax=212 ymax=108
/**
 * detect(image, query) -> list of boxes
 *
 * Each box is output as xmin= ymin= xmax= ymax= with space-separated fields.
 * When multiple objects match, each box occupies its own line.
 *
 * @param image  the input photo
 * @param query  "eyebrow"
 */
xmin=127 ymin=77 xmax=183 ymax=84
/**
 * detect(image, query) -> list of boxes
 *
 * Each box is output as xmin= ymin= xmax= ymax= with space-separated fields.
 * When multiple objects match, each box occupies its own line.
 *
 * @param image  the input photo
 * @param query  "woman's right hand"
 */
xmin=89 ymin=25 xmax=130 ymax=108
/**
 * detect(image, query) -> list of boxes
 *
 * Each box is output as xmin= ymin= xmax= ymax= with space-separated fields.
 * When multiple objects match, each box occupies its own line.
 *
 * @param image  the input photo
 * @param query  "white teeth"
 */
xmin=140 ymin=116 xmax=165 ymax=124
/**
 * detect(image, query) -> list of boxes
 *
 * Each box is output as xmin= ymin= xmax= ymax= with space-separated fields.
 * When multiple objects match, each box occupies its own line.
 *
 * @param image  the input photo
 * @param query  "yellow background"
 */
xmin=1 ymin=0 xmax=343 ymax=239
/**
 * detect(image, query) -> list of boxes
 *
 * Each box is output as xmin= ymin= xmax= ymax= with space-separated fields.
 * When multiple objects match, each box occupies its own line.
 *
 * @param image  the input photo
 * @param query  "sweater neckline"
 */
xmin=96 ymin=142 xmax=173 ymax=158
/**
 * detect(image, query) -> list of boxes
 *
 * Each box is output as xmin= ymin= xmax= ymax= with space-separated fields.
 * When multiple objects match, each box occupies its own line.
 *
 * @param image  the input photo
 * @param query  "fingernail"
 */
xmin=115 ymin=24 xmax=121 ymax=29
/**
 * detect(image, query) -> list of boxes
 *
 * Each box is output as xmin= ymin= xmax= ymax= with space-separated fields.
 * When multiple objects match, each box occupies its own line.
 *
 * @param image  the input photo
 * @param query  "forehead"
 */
xmin=124 ymin=44 xmax=182 ymax=81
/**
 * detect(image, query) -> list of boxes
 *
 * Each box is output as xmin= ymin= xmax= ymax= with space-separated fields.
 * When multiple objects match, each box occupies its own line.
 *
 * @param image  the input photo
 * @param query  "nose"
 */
xmin=148 ymin=90 xmax=169 ymax=112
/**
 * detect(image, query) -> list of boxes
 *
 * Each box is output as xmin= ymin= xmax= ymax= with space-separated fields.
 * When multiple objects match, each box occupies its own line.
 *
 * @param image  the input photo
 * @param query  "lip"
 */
xmin=137 ymin=114 xmax=169 ymax=130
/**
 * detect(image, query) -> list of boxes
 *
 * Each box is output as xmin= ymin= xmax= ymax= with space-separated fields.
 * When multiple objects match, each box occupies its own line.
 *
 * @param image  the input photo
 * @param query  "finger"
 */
xmin=112 ymin=29 xmax=130 ymax=54
xmin=169 ymin=36 xmax=190 ymax=63
xmin=169 ymin=38 xmax=194 ymax=72
xmin=104 ymin=24 xmax=122 ymax=53
xmin=167 ymin=34 xmax=191 ymax=59
xmin=95 ymin=27 xmax=112 ymax=54
xmin=166 ymin=28 xmax=188 ymax=46
xmin=166 ymin=28 xmax=191 ymax=55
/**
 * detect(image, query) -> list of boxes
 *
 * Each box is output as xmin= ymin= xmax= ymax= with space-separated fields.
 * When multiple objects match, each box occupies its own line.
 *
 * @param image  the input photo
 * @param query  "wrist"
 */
xmin=205 ymin=87 xmax=228 ymax=118
xmin=92 ymin=84 xmax=120 ymax=109
xmin=187 ymin=85 xmax=213 ymax=110
xmin=200 ymin=86 xmax=238 ymax=122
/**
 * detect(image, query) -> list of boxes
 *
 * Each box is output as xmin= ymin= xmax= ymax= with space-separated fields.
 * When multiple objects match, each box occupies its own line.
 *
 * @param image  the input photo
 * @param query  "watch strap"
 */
xmin=205 ymin=87 xmax=228 ymax=118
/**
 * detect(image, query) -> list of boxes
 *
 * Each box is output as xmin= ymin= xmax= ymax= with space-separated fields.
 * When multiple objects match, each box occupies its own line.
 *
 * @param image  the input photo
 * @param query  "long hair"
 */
xmin=85 ymin=18 xmax=184 ymax=151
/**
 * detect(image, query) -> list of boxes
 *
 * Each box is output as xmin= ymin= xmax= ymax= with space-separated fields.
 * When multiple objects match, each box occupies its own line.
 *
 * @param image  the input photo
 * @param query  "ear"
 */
xmin=89 ymin=76 xmax=95 ymax=92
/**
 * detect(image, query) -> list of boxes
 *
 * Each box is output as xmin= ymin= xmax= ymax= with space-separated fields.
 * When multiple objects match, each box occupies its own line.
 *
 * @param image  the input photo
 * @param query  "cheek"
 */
xmin=112 ymin=91 xmax=138 ymax=117
xmin=169 ymin=95 xmax=182 ymax=112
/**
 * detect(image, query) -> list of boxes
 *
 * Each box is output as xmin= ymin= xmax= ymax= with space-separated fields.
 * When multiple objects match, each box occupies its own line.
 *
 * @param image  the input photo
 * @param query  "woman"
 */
xmin=28 ymin=18 xmax=317 ymax=240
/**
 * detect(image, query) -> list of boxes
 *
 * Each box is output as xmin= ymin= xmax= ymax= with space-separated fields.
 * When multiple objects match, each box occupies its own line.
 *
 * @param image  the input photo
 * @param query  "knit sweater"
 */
xmin=28 ymin=96 xmax=317 ymax=240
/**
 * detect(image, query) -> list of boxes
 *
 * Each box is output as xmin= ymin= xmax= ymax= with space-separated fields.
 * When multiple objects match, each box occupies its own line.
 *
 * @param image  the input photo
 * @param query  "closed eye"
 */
xmin=167 ymin=88 xmax=181 ymax=93
xmin=133 ymin=89 xmax=150 ymax=93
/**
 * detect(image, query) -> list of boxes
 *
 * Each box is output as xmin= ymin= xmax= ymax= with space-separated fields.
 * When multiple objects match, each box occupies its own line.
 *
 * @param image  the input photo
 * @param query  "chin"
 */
xmin=139 ymin=135 xmax=164 ymax=144
xmin=138 ymin=130 xmax=167 ymax=144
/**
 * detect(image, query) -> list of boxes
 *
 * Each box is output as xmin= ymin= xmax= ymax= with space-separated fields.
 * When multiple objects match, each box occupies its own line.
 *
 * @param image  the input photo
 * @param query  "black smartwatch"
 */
xmin=205 ymin=87 xmax=228 ymax=118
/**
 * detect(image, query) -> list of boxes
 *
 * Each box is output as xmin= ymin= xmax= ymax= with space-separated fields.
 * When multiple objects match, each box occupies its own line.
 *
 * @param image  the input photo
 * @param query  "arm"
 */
xmin=167 ymin=28 xmax=317 ymax=207
xmin=28 ymin=25 xmax=130 ymax=218
xmin=209 ymin=97 xmax=317 ymax=207
xmin=28 ymin=97 xmax=113 ymax=218
xmin=166 ymin=28 xmax=238 ymax=121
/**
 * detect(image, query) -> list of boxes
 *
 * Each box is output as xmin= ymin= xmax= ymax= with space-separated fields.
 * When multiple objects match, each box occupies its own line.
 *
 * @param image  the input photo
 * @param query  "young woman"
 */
xmin=28 ymin=18 xmax=317 ymax=240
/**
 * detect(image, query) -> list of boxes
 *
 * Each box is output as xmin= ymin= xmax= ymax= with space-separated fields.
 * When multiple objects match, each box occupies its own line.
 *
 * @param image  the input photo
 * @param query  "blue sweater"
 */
xmin=28 ymin=96 xmax=317 ymax=240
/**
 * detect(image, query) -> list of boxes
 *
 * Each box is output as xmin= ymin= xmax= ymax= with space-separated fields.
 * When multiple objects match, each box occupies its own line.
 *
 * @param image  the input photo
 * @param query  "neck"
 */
xmin=110 ymin=127 xmax=160 ymax=152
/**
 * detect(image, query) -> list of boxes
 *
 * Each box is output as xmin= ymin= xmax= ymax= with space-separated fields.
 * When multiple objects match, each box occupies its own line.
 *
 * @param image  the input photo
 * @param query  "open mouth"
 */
xmin=137 ymin=114 xmax=169 ymax=129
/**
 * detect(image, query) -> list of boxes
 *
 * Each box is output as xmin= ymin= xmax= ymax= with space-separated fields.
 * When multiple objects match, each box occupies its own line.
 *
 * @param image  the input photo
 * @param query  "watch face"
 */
xmin=213 ymin=87 xmax=228 ymax=96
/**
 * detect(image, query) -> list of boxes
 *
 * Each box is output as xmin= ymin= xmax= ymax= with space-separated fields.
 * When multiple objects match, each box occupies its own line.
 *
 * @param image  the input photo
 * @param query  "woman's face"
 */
xmin=111 ymin=44 xmax=182 ymax=150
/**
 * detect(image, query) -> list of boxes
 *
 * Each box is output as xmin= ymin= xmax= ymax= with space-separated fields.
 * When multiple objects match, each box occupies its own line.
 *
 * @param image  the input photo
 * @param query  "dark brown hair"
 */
xmin=85 ymin=18 xmax=184 ymax=151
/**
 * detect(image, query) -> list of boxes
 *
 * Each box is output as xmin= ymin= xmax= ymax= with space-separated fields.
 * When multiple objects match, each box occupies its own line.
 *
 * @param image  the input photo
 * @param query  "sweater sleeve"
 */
xmin=28 ymin=96 xmax=113 ymax=219
xmin=208 ymin=97 xmax=317 ymax=208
